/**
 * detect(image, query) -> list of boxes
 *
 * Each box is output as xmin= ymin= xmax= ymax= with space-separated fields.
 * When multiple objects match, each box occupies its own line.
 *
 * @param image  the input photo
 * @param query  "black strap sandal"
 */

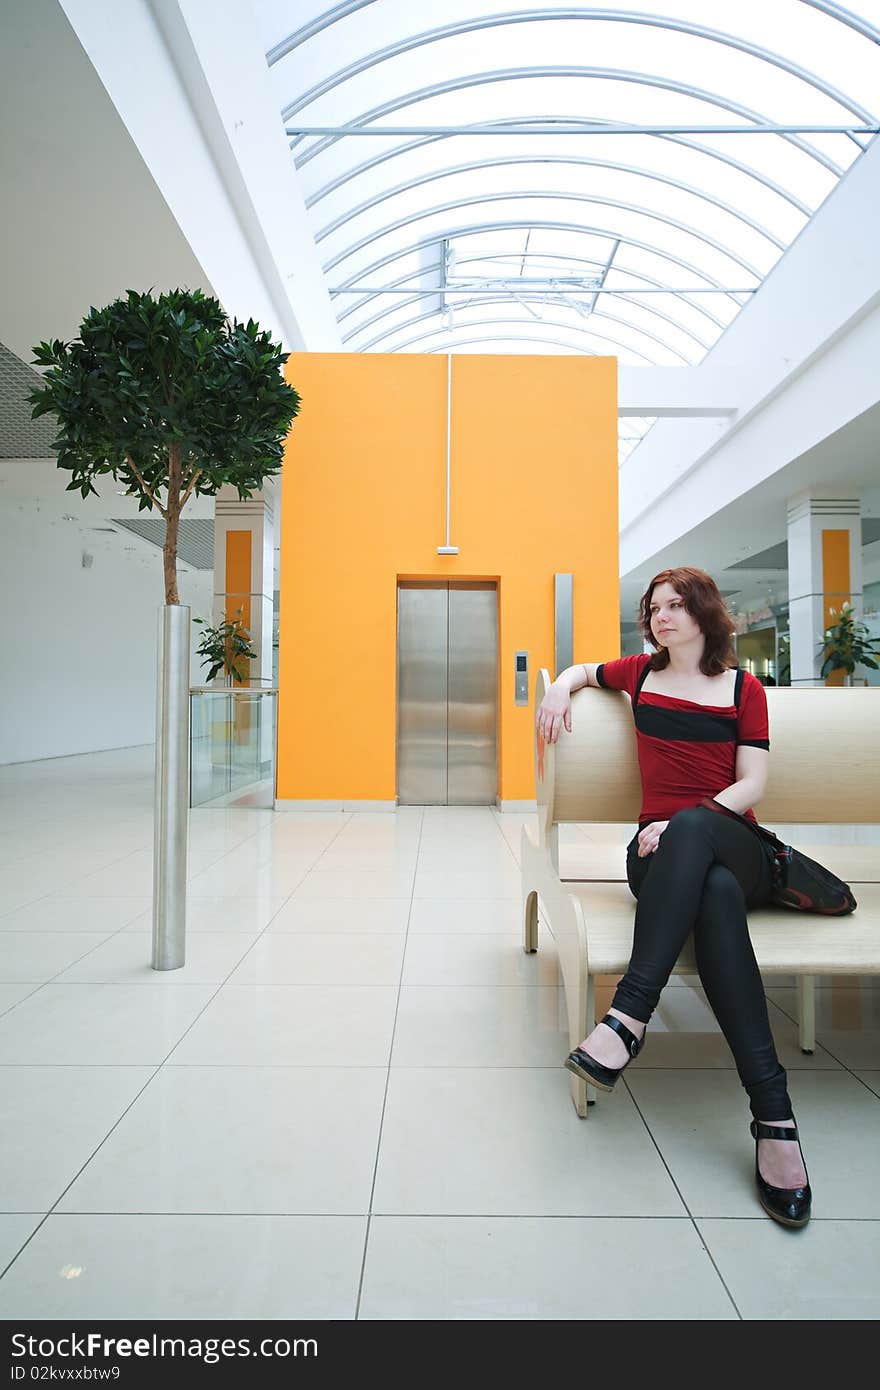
xmin=750 ymin=1119 xmax=812 ymax=1228
xmin=564 ymin=1014 xmax=646 ymax=1092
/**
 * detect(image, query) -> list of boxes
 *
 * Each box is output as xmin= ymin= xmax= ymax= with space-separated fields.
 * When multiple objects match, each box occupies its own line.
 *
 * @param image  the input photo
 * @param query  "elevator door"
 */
xmin=397 ymin=583 xmax=498 ymax=805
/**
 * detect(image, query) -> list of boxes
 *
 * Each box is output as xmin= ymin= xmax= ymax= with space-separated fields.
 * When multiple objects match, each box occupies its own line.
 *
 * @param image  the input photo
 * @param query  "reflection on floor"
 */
xmin=0 ymin=746 xmax=878 ymax=1321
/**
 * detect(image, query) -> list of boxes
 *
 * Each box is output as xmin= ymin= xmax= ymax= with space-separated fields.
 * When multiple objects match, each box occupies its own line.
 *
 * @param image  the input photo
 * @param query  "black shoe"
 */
xmin=564 ymin=1014 xmax=646 ymax=1092
xmin=750 ymin=1119 xmax=812 ymax=1228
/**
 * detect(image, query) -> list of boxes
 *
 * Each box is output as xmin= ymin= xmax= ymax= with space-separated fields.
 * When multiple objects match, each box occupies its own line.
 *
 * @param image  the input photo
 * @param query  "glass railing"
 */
xmin=189 ymin=684 xmax=276 ymax=809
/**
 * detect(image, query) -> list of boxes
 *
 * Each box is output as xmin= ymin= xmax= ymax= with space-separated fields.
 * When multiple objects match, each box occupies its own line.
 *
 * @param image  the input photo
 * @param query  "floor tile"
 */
xmin=373 ymin=1068 xmax=686 ymax=1216
xmin=625 ymin=1069 xmax=880 ymax=1218
xmin=186 ymin=860 xmax=311 ymax=898
xmin=0 ymin=898 xmax=150 ymax=934
xmin=0 ymin=934 xmax=117 ymax=983
xmin=5 ymin=744 xmax=880 ymax=1324
xmin=0 ymin=1066 xmax=154 ymax=1210
xmin=57 ymin=1068 xmax=385 ymax=1215
xmin=418 ymin=829 xmax=511 ymax=849
xmin=314 ymin=851 xmax=419 ymax=873
xmin=624 ymin=987 xmax=842 ymax=1072
xmin=360 ymin=1216 xmax=735 ymax=1320
xmin=854 ymin=1071 xmax=880 ymax=1098
xmin=0 ymin=984 xmax=216 ymax=1065
xmin=292 ymin=868 xmax=415 ymax=900
xmin=572 ymin=824 xmax=634 ymax=844
xmin=697 ymin=1219 xmax=880 ymax=1320
xmin=413 ymin=868 xmax=520 ymax=899
xmin=766 ymin=986 xmax=880 ymax=1069
xmin=416 ymin=847 xmax=519 ymax=871
xmin=391 ymin=987 xmax=568 ymax=1068
xmin=0 ymin=1217 xmax=43 ymax=1274
xmin=54 ymin=934 xmax=257 ymax=985
xmin=267 ymin=898 xmax=411 ymax=934
xmin=53 ymin=860 xmax=165 ymax=899
xmin=0 ymin=864 xmax=97 ymax=913
xmin=167 ymin=985 xmax=397 ymax=1066
xmin=332 ymin=824 xmax=421 ymax=850
xmin=408 ymin=899 xmax=523 ymax=934
xmin=124 ymin=897 xmax=288 ymax=934
xmin=228 ymin=934 xmax=405 ymax=986
xmin=0 ymin=984 xmax=41 ymax=1018
xmin=401 ymin=933 xmax=559 ymax=988
xmin=202 ymin=840 xmax=322 ymax=876
xmin=0 ymin=1214 xmax=367 ymax=1320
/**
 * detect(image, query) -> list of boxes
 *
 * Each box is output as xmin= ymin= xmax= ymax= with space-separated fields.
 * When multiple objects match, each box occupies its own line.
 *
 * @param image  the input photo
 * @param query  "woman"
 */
xmin=536 ymin=567 xmax=811 ymax=1228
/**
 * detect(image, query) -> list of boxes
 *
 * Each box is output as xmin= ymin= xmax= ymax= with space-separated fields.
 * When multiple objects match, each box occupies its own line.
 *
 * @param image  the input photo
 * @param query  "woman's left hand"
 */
xmin=637 ymin=820 xmax=669 ymax=857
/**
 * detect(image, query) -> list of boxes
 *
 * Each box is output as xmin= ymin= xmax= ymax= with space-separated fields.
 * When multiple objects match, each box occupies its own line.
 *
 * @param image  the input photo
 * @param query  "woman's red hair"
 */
xmin=639 ymin=567 xmax=737 ymax=676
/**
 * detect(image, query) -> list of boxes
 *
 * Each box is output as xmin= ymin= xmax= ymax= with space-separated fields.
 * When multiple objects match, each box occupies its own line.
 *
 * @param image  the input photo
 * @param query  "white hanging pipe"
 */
xmin=438 ymin=353 xmax=458 ymax=555
xmin=446 ymin=352 xmax=451 ymax=545
xmin=287 ymin=123 xmax=880 ymax=136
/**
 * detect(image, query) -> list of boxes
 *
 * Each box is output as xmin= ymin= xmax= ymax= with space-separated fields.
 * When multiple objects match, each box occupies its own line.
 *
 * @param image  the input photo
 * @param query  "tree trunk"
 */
xmin=164 ymin=445 xmax=182 ymax=605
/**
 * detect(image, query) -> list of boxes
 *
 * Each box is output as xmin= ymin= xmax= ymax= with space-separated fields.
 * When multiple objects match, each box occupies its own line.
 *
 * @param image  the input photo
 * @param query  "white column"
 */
xmin=786 ymin=490 xmax=862 ymax=686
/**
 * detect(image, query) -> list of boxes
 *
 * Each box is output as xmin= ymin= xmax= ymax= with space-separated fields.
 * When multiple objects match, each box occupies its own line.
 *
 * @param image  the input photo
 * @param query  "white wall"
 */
xmin=0 ymin=504 xmax=213 ymax=764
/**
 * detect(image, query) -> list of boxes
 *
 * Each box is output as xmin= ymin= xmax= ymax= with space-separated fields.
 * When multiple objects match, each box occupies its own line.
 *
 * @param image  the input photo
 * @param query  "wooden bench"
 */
xmin=521 ymin=669 xmax=880 ymax=1117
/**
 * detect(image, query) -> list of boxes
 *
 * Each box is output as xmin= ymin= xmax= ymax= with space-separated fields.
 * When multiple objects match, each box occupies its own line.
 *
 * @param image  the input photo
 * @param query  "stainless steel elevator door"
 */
xmin=397 ymin=583 xmax=497 ymax=805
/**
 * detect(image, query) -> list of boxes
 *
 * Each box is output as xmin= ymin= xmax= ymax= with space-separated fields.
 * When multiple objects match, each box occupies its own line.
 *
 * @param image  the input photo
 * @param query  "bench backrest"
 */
xmin=534 ymin=667 xmax=880 ymax=835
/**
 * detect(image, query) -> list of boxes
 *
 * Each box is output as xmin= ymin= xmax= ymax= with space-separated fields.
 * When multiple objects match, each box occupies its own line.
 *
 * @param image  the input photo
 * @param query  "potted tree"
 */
xmin=30 ymin=288 xmax=300 ymax=968
xmin=819 ymin=603 xmax=880 ymax=684
xmin=193 ymin=610 xmax=259 ymax=686
xmin=193 ymin=610 xmax=260 ymax=770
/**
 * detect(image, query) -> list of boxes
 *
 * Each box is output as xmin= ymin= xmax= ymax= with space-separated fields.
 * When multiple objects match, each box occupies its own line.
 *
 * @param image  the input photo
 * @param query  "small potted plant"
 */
xmin=194 ymin=610 xmax=258 ymax=686
xmin=819 ymin=603 xmax=880 ymax=684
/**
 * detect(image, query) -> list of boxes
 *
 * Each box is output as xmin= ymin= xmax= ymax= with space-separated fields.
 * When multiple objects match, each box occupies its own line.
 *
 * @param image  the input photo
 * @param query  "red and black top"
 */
xmin=596 ymin=653 xmax=770 ymax=826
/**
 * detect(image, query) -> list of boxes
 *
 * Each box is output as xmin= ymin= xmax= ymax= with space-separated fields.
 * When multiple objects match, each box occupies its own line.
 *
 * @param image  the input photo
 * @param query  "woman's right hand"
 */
xmin=535 ymin=682 xmax=572 ymax=744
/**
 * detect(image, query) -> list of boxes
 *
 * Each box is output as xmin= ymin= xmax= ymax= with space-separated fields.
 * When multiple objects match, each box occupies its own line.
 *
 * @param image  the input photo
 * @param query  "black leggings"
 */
xmin=613 ymin=804 xmax=792 ymax=1122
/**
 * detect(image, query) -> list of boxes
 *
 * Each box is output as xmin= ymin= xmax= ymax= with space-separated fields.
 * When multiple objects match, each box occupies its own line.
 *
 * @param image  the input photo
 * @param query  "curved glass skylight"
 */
xmin=254 ymin=1 xmax=880 ymax=461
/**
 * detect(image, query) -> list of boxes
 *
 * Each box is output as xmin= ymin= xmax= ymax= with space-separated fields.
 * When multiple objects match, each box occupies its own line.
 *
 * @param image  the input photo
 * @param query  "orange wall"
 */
xmin=277 ymin=353 xmax=618 ymax=802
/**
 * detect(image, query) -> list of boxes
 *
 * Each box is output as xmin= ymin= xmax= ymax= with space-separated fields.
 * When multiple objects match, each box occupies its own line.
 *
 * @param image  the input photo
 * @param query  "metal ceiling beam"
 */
xmin=313 ymin=152 xmax=788 ymax=256
xmin=331 ymin=218 xmax=750 ymax=317
xmin=332 ymin=285 xmax=757 ymax=293
xmin=338 ymin=284 xmax=728 ymax=355
xmin=350 ymin=297 xmax=693 ymax=362
xmin=802 ymin=1 xmax=880 ymax=46
xmin=304 ymin=116 xmax=812 ymax=217
xmin=269 ymin=0 xmax=880 ymax=73
xmin=334 ymin=248 xmax=729 ymax=332
xmin=341 ymin=283 xmax=715 ymax=356
xmin=278 ymin=8 xmax=877 ymax=145
xmin=266 ymin=0 xmax=374 ymax=65
xmin=290 ymin=122 xmax=878 ymax=136
xmin=321 ymin=189 xmax=766 ymax=280
xmin=387 ymin=316 xmax=658 ymax=364
xmin=291 ymin=67 xmax=846 ymax=177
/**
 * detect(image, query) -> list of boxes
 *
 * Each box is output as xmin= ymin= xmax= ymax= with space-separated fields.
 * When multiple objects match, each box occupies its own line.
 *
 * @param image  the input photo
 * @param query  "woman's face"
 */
xmin=648 ymin=582 xmax=703 ymax=650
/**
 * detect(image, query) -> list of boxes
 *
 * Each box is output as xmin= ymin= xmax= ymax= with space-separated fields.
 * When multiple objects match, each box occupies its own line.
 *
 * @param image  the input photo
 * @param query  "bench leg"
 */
xmin=523 ymin=890 xmax=539 ymax=954
xmin=584 ymin=973 xmax=597 ymax=1111
xmin=798 ymin=975 xmax=816 ymax=1054
xmin=568 ymin=972 xmax=597 ymax=1118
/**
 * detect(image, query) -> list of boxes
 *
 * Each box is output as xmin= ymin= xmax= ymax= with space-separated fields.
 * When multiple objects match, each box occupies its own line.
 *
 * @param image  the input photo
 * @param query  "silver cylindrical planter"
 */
xmin=152 ymin=604 xmax=190 ymax=970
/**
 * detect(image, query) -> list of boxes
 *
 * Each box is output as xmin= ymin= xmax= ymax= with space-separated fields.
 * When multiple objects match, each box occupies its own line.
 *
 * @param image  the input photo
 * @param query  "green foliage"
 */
xmin=30 ymin=288 xmax=301 ymax=604
xmin=31 ymin=288 xmax=300 ymax=503
xmin=193 ymin=611 xmax=258 ymax=684
xmin=819 ymin=603 xmax=880 ymax=677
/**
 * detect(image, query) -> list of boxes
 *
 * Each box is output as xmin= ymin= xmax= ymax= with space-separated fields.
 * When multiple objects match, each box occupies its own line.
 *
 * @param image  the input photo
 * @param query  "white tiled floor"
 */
xmin=1 ymin=745 xmax=879 ymax=1321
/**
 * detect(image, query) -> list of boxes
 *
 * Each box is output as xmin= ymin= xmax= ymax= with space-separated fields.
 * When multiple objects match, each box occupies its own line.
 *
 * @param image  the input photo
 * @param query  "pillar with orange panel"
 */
xmin=787 ymin=489 xmax=863 ymax=687
xmin=276 ymin=353 xmax=618 ymax=807
xmin=212 ymin=488 xmax=276 ymax=751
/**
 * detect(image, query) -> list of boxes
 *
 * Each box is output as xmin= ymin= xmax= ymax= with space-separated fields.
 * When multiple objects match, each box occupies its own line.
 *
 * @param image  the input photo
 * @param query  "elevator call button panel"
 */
xmin=514 ymin=651 xmax=529 ymax=705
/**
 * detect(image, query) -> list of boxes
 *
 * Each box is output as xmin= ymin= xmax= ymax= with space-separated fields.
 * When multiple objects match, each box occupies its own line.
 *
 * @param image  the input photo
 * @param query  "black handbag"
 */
xmin=700 ymin=799 xmax=857 ymax=916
